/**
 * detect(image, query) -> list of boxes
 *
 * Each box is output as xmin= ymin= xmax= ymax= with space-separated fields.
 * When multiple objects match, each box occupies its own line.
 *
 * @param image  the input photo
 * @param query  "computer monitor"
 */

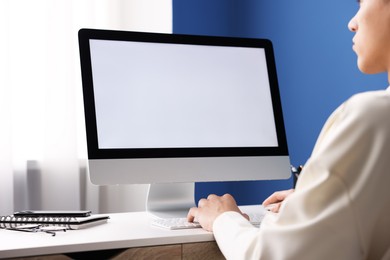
xmin=78 ymin=29 xmax=291 ymax=218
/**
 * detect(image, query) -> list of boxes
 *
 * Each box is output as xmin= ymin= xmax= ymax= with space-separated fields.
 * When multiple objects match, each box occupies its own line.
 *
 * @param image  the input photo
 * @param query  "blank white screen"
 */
xmin=90 ymin=39 xmax=278 ymax=149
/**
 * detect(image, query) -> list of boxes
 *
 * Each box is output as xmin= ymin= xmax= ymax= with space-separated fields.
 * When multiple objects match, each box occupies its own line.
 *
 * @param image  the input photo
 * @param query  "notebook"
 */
xmin=0 ymin=214 xmax=110 ymax=230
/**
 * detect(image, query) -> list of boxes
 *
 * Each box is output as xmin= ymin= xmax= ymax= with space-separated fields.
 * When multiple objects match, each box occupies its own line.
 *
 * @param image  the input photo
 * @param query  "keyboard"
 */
xmin=246 ymin=212 xmax=264 ymax=227
xmin=151 ymin=218 xmax=202 ymax=230
xmin=151 ymin=212 xmax=265 ymax=230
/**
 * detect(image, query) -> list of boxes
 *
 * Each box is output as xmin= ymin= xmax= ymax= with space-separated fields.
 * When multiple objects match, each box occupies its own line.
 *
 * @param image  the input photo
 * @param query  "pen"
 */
xmin=291 ymin=165 xmax=303 ymax=187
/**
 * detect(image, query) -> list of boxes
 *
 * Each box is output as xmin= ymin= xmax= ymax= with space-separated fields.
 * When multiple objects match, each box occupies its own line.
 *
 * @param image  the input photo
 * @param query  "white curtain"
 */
xmin=0 ymin=0 xmax=172 ymax=216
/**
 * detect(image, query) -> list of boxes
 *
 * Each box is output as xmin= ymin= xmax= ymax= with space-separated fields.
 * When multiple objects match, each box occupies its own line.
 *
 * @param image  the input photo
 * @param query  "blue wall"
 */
xmin=173 ymin=0 xmax=388 ymax=205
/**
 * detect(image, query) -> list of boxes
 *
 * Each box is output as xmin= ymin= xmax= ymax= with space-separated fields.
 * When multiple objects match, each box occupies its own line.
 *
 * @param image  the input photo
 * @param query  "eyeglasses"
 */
xmin=7 ymin=224 xmax=67 ymax=236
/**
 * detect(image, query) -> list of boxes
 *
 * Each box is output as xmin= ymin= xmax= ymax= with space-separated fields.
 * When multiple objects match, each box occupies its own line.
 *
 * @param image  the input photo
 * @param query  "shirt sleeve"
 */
xmin=213 ymin=173 xmax=361 ymax=260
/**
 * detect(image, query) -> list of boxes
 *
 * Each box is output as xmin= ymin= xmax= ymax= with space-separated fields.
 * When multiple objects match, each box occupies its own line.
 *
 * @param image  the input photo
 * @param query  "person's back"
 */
xmin=336 ymin=90 xmax=390 ymax=259
xmin=284 ymin=89 xmax=390 ymax=259
xmin=209 ymin=89 xmax=390 ymax=259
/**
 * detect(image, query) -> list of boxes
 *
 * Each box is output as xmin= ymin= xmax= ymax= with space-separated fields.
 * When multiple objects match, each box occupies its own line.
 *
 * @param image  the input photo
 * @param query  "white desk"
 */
xmin=0 ymin=205 xmax=262 ymax=259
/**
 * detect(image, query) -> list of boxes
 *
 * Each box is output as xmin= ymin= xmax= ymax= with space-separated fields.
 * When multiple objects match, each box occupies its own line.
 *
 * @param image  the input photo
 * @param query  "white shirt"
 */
xmin=213 ymin=87 xmax=390 ymax=260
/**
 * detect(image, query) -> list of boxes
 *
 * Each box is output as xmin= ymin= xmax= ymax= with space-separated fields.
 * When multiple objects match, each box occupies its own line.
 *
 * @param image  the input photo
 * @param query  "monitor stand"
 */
xmin=146 ymin=182 xmax=196 ymax=219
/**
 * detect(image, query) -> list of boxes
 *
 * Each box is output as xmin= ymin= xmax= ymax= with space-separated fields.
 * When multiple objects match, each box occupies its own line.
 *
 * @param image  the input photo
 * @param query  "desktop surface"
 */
xmin=0 ymin=212 xmax=211 ymax=259
xmin=0 ymin=205 xmax=263 ymax=259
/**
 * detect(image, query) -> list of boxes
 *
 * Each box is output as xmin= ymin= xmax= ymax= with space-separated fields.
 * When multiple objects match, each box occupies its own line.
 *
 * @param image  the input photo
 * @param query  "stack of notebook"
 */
xmin=0 ymin=210 xmax=109 ymax=230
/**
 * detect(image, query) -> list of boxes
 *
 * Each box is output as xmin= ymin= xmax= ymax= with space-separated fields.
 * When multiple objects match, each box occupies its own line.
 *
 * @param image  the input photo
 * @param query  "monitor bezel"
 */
xmin=78 ymin=28 xmax=288 ymax=160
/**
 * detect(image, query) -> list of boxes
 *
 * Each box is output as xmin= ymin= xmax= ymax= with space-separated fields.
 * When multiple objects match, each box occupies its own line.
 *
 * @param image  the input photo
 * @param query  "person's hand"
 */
xmin=187 ymin=193 xmax=249 ymax=232
xmin=262 ymin=189 xmax=295 ymax=213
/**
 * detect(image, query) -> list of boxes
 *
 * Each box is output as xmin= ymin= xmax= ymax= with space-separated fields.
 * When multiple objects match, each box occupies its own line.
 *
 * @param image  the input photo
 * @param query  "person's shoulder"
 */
xmin=346 ymin=89 xmax=390 ymax=116
xmin=344 ymin=89 xmax=390 ymax=129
